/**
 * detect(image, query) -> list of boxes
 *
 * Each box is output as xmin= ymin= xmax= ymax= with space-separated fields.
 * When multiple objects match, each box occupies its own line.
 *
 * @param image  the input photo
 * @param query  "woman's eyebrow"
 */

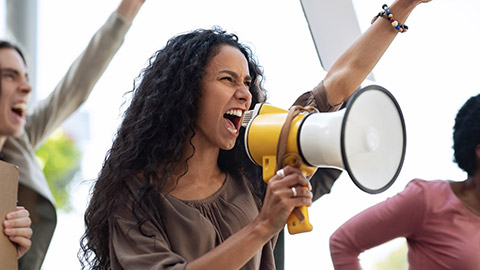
xmin=219 ymin=70 xmax=251 ymax=81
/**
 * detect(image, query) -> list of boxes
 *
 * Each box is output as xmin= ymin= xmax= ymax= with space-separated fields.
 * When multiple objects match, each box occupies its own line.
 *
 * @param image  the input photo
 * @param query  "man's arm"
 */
xmin=26 ymin=0 xmax=146 ymax=147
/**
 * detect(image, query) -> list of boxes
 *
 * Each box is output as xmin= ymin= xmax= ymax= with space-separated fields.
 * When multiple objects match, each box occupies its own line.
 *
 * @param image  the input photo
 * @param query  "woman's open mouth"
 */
xmin=224 ymin=109 xmax=242 ymax=134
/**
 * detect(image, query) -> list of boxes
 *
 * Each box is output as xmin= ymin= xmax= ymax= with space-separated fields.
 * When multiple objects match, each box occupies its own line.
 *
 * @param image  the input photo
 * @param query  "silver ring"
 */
xmin=291 ymin=187 xmax=297 ymax=198
xmin=276 ymin=169 xmax=285 ymax=179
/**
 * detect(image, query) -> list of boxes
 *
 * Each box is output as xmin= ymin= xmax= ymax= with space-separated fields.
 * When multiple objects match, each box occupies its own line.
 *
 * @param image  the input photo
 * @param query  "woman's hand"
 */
xmin=3 ymin=206 xmax=33 ymax=259
xmin=257 ymin=166 xmax=313 ymax=234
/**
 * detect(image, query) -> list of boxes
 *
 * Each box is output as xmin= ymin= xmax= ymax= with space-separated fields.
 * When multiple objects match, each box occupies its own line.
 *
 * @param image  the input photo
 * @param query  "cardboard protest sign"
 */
xmin=0 ymin=160 xmax=19 ymax=270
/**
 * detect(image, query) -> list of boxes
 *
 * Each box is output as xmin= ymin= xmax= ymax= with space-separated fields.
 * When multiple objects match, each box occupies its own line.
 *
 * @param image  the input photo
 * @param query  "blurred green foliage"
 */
xmin=373 ymin=242 xmax=408 ymax=270
xmin=35 ymin=129 xmax=81 ymax=212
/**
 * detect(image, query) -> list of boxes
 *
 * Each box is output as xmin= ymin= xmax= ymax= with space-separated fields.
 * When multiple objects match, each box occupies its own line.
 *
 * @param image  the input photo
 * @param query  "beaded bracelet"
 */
xmin=371 ymin=4 xmax=408 ymax=33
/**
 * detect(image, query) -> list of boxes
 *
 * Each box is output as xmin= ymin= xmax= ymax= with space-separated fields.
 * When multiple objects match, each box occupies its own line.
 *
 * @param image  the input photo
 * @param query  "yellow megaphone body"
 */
xmin=243 ymin=85 xmax=407 ymax=235
xmin=244 ymin=104 xmax=316 ymax=234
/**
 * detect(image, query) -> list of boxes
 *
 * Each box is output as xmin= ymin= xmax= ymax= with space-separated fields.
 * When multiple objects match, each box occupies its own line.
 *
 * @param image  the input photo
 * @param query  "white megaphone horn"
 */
xmin=242 ymin=84 xmax=407 ymax=234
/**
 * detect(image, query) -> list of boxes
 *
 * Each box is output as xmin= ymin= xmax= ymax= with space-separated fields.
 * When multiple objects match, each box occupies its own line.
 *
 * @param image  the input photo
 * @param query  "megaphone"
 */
xmin=243 ymin=84 xmax=406 ymax=234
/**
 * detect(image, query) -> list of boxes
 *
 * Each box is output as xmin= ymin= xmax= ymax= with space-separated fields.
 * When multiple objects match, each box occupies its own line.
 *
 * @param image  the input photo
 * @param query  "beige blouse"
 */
xmin=108 ymin=81 xmax=343 ymax=269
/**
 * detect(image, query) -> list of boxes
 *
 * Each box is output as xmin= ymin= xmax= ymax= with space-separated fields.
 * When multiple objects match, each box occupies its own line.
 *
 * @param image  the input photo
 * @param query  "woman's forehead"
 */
xmin=207 ymin=45 xmax=249 ymax=74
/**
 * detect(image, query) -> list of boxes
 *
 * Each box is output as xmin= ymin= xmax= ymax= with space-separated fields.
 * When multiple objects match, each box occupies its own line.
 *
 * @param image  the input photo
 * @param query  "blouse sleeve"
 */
xmin=109 ymin=214 xmax=188 ymax=270
xmin=292 ymin=80 xmax=343 ymax=113
xmin=329 ymin=180 xmax=427 ymax=269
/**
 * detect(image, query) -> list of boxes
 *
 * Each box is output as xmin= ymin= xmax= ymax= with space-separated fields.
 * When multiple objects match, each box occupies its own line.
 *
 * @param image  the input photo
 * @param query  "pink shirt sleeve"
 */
xmin=329 ymin=180 xmax=427 ymax=269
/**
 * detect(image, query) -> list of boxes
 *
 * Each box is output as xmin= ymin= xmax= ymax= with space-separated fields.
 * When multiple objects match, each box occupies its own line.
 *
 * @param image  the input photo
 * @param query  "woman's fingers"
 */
xmin=290 ymin=186 xmax=312 ymax=205
xmin=270 ymin=166 xmax=314 ymax=224
xmin=272 ymin=166 xmax=310 ymax=189
xmin=271 ymin=166 xmax=313 ymax=206
xmin=269 ymin=167 xmax=312 ymax=207
xmin=260 ymin=166 xmax=313 ymax=228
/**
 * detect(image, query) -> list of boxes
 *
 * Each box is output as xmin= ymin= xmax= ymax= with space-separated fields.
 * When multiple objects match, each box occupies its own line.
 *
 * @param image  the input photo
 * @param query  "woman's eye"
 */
xmin=221 ymin=77 xmax=233 ymax=82
xmin=244 ymin=81 xmax=251 ymax=88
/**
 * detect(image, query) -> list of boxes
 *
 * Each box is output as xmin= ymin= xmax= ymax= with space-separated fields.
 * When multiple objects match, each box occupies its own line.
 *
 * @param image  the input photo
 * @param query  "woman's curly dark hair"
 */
xmin=79 ymin=27 xmax=267 ymax=269
xmin=453 ymin=93 xmax=480 ymax=176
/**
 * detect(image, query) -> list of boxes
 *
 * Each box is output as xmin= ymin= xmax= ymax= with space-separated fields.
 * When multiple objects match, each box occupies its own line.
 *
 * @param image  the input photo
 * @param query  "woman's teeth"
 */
xmin=227 ymin=127 xmax=238 ymax=134
xmin=225 ymin=109 xmax=242 ymax=117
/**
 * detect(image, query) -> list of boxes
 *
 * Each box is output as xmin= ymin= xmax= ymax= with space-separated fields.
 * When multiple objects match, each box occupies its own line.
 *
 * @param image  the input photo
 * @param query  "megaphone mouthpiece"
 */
xmin=242 ymin=110 xmax=255 ymax=128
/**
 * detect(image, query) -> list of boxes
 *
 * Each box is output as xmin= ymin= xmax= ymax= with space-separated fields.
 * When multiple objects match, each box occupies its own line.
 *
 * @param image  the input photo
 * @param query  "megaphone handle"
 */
xmin=287 ymin=203 xmax=313 ymax=234
xmin=275 ymin=106 xmax=317 ymax=235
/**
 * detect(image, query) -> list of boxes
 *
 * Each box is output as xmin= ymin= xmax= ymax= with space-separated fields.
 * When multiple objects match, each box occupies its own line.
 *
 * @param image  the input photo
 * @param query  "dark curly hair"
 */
xmin=453 ymin=93 xmax=480 ymax=176
xmin=79 ymin=27 xmax=267 ymax=269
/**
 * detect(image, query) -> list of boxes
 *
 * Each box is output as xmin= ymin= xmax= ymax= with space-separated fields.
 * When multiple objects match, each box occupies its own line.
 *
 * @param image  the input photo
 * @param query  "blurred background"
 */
xmin=1 ymin=0 xmax=479 ymax=269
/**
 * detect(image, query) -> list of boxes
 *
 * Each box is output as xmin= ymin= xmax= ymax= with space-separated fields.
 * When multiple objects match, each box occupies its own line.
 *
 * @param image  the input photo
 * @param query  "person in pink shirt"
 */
xmin=329 ymin=93 xmax=480 ymax=270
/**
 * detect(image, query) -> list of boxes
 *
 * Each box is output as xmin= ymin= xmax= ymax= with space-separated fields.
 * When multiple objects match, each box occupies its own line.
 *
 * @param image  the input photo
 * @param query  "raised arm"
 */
xmin=324 ymin=0 xmax=432 ymax=106
xmin=25 ymin=0 xmax=146 ymax=147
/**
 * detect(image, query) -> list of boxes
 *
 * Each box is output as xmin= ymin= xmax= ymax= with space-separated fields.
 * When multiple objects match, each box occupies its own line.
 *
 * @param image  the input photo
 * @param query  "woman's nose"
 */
xmin=236 ymin=84 xmax=252 ymax=103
